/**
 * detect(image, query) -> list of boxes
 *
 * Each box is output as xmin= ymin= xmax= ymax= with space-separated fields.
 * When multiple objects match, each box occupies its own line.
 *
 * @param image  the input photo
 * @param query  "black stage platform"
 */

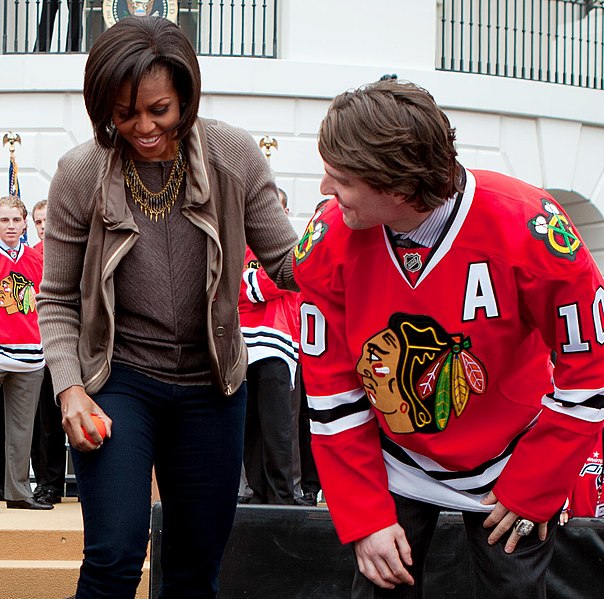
xmin=149 ymin=503 xmax=604 ymax=598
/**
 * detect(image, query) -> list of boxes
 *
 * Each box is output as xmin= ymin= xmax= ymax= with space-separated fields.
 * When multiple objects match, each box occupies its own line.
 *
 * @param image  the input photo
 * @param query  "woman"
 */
xmin=37 ymin=16 xmax=298 ymax=599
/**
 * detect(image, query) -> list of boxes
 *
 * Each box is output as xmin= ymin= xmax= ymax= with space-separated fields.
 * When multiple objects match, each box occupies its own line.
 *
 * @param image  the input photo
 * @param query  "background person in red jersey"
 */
xmin=560 ymin=434 xmax=603 ymax=523
xmin=0 ymin=195 xmax=50 ymax=510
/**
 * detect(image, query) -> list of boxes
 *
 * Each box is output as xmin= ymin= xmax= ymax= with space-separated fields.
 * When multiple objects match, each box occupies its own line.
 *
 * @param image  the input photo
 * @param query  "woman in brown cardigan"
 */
xmin=37 ymin=16 xmax=298 ymax=599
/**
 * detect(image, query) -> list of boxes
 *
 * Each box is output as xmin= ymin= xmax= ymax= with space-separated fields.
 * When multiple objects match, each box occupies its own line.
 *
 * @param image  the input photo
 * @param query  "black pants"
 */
xmin=297 ymin=369 xmax=321 ymax=495
xmin=243 ymin=357 xmax=295 ymax=504
xmin=351 ymin=493 xmax=559 ymax=599
xmin=31 ymin=366 xmax=65 ymax=495
xmin=0 ymin=392 xmax=4 ymax=498
xmin=35 ymin=0 xmax=83 ymax=52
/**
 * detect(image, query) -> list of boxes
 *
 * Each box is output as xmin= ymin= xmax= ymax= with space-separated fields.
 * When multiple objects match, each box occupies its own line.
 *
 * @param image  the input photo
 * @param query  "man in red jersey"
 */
xmin=32 ymin=200 xmax=47 ymax=254
xmin=0 ymin=196 xmax=51 ymax=510
xmin=293 ymin=80 xmax=604 ymax=598
xmin=239 ymin=189 xmax=300 ymax=504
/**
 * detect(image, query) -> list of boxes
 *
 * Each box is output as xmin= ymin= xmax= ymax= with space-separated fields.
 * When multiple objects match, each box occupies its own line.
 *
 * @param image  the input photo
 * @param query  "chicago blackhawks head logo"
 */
xmin=0 ymin=272 xmax=36 ymax=315
xmin=356 ymin=313 xmax=487 ymax=434
xmin=528 ymin=199 xmax=582 ymax=261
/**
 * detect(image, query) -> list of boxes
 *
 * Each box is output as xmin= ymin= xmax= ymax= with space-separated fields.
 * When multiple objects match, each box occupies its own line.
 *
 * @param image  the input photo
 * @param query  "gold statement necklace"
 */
xmin=122 ymin=141 xmax=187 ymax=221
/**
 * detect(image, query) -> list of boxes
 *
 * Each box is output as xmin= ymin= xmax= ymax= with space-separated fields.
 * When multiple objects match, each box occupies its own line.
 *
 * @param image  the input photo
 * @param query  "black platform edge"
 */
xmin=149 ymin=502 xmax=604 ymax=599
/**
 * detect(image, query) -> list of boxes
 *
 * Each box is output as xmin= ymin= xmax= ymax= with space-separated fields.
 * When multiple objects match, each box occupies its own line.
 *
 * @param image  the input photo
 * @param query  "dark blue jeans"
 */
xmin=71 ymin=364 xmax=246 ymax=599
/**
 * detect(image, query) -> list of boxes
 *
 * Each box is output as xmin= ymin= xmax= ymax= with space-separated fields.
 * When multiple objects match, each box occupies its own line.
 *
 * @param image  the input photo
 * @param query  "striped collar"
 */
xmin=0 ymin=240 xmax=22 ymax=261
xmin=389 ymin=195 xmax=457 ymax=248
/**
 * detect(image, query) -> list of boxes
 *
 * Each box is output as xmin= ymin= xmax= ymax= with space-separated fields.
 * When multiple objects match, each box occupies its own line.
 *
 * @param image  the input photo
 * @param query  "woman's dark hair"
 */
xmin=319 ymin=80 xmax=462 ymax=212
xmin=84 ymin=17 xmax=201 ymax=149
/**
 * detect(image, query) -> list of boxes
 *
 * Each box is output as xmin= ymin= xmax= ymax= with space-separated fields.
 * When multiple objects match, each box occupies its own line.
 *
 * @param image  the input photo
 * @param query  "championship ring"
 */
xmin=514 ymin=518 xmax=535 ymax=536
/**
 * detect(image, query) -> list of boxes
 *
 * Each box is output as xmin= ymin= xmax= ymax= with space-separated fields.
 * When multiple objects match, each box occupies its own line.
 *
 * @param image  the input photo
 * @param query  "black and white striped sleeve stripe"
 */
xmin=308 ymin=388 xmax=373 ymax=435
xmin=543 ymin=386 xmax=604 ymax=422
xmin=243 ymin=268 xmax=264 ymax=303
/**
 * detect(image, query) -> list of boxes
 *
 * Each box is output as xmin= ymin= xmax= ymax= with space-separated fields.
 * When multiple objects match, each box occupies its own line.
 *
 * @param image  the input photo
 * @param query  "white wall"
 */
xmin=1 ymin=0 xmax=604 ymax=269
xmin=280 ymin=0 xmax=436 ymax=69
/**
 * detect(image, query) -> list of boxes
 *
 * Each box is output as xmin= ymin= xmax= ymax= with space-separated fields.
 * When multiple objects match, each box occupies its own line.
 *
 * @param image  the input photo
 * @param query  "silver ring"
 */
xmin=514 ymin=518 xmax=534 ymax=536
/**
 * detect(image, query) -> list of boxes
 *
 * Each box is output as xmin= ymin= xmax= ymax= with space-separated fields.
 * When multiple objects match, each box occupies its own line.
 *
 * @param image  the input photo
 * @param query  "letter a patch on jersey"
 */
xmin=528 ymin=199 xmax=582 ymax=261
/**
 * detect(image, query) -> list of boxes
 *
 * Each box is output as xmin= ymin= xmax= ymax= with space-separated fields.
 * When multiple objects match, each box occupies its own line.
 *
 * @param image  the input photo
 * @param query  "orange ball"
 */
xmin=82 ymin=413 xmax=107 ymax=443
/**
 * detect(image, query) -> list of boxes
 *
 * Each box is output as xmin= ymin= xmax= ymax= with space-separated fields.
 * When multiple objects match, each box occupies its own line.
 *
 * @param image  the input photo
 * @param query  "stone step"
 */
xmin=0 ymin=498 xmax=84 ymax=561
xmin=0 ymin=529 xmax=84 ymax=561
xmin=0 ymin=499 xmax=150 ymax=599
xmin=0 ymin=498 xmax=83 ymax=532
xmin=0 ymin=560 xmax=149 ymax=599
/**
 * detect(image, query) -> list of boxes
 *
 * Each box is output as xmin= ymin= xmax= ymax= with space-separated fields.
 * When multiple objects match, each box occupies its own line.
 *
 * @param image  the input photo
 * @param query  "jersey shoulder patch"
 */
xmin=527 ymin=198 xmax=582 ymax=261
xmin=294 ymin=200 xmax=338 ymax=266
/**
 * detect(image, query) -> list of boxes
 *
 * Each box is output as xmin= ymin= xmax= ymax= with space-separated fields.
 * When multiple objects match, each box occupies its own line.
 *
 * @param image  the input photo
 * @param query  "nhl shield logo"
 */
xmin=103 ymin=0 xmax=178 ymax=28
xmin=403 ymin=252 xmax=422 ymax=272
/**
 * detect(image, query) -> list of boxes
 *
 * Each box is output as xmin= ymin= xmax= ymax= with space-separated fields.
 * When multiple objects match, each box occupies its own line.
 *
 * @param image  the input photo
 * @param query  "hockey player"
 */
xmin=239 ymin=242 xmax=300 ymax=504
xmin=293 ymin=80 xmax=604 ymax=598
xmin=0 ymin=195 xmax=50 ymax=510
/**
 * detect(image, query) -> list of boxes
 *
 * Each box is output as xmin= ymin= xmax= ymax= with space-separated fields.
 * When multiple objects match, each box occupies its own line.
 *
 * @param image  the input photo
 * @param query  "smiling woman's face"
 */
xmin=112 ymin=67 xmax=181 ymax=162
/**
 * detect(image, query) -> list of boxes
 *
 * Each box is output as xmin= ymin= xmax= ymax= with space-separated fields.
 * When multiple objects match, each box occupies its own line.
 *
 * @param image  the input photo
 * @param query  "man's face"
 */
xmin=33 ymin=206 xmax=47 ymax=241
xmin=278 ymin=192 xmax=289 ymax=215
xmin=0 ymin=205 xmax=25 ymax=248
xmin=320 ymin=161 xmax=406 ymax=231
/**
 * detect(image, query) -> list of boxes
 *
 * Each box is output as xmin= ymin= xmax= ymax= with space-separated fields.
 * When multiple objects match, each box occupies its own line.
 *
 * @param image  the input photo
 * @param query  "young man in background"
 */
xmin=0 ymin=195 xmax=50 ymax=510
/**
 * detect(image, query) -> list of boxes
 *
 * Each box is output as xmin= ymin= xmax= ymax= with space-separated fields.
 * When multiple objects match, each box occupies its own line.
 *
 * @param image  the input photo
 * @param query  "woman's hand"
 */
xmin=59 ymin=385 xmax=112 ymax=452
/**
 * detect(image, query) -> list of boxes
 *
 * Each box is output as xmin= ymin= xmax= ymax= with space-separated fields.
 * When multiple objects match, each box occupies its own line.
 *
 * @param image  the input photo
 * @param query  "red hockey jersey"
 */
xmin=0 ymin=244 xmax=45 ymax=372
xmin=239 ymin=246 xmax=299 ymax=386
xmin=293 ymin=168 xmax=604 ymax=544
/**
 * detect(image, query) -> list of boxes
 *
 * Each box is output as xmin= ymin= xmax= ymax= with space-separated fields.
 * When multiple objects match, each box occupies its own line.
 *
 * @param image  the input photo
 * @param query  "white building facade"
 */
xmin=1 ymin=0 xmax=603 ymax=268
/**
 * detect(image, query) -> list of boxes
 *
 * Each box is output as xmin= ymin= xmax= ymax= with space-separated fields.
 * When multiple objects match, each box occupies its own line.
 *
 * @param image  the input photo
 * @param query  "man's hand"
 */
xmin=59 ymin=385 xmax=113 ymax=452
xmin=354 ymin=523 xmax=414 ymax=589
xmin=481 ymin=491 xmax=548 ymax=553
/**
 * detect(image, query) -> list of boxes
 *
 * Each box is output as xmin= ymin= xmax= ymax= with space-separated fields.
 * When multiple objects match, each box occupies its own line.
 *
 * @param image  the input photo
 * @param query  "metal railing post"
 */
xmin=436 ymin=0 xmax=603 ymax=89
